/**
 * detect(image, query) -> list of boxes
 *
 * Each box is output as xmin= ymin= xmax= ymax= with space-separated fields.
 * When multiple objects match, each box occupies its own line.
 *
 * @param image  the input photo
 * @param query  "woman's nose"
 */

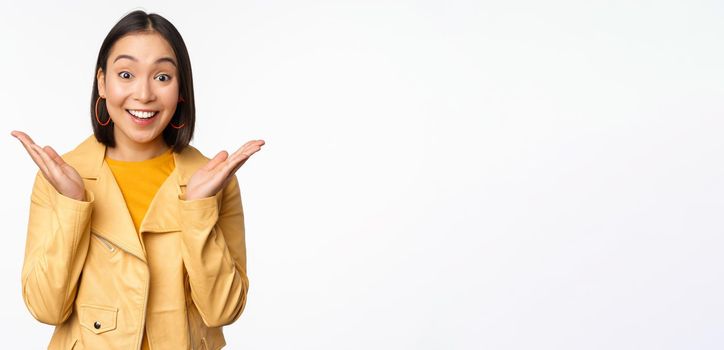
xmin=133 ymin=78 xmax=156 ymax=102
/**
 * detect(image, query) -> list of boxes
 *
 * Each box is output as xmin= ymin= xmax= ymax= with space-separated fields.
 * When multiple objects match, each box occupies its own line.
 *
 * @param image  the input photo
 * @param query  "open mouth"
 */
xmin=126 ymin=109 xmax=158 ymax=119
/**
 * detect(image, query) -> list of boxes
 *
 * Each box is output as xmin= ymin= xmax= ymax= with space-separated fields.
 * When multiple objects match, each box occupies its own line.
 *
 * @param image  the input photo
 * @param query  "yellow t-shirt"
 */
xmin=105 ymin=148 xmax=175 ymax=232
xmin=105 ymin=148 xmax=175 ymax=350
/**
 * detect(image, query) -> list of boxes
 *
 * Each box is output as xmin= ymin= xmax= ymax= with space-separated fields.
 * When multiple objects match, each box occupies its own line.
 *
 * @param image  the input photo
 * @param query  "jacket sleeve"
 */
xmin=21 ymin=171 xmax=94 ymax=325
xmin=179 ymin=175 xmax=249 ymax=327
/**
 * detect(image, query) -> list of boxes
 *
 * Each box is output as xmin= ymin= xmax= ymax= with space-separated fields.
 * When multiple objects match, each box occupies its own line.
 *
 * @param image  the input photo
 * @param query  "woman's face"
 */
xmin=97 ymin=32 xmax=179 ymax=148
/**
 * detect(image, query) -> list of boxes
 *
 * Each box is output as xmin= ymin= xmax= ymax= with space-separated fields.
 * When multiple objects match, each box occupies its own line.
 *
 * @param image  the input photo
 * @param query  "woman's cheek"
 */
xmin=106 ymin=83 xmax=129 ymax=108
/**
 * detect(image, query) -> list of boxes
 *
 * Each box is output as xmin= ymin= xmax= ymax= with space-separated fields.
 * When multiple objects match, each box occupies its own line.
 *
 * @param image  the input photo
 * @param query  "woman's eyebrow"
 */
xmin=112 ymin=54 xmax=177 ymax=67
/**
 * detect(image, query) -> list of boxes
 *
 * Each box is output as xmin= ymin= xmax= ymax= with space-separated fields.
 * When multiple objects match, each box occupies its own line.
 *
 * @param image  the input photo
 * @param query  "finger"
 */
xmin=43 ymin=146 xmax=67 ymax=166
xmin=222 ymin=153 xmax=251 ymax=178
xmin=217 ymin=141 xmax=263 ymax=188
xmin=221 ymin=141 xmax=264 ymax=186
xmin=25 ymin=144 xmax=50 ymax=178
xmin=201 ymin=151 xmax=229 ymax=171
xmin=244 ymin=140 xmax=265 ymax=153
xmin=12 ymin=131 xmax=37 ymax=154
xmin=12 ymin=131 xmax=40 ymax=155
xmin=11 ymin=130 xmax=37 ymax=145
xmin=244 ymin=139 xmax=265 ymax=150
xmin=31 ymin=144 xmax=63 ymax=180
xmin=229 ymin=158 xmax=245 ymax=177
xmin=228 ymin=141 xmax=261 ymax=162
xmin=234 ymin=142 xmax=264 ymax=164
xmin=12 ymin=133 xmax=64 ymax=183
xmin=12 ymin=132 xmax=46 ymax=158
xmin=14 ymin=135 xmax=50 ymax=175
xmin=224 ymin=142 xmax=263 ymax=185
xmin=46 ymin=145 xmax=79 ymax=181
xmin=220 ymin=173 xmax=236 ymax=192
xmin=220 ymin=140 xmax=264 ymax=175
xmin=232 ymin=140 xmax=261 ymax=154
xmin=14 ymin=135 xmax=38 ymax=159
xmin=226 ymin=142 xmax=249 ymax=158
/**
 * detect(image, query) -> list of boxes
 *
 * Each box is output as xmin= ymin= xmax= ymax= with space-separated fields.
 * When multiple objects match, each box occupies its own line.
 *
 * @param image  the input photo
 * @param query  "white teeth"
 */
xmin=127 ymin=110 xmax=157 ymax=119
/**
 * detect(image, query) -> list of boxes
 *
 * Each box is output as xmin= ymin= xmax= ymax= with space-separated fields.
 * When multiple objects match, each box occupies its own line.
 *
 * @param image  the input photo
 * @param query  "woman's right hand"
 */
xmin=11 ymin=131 xmax=86 ymax=201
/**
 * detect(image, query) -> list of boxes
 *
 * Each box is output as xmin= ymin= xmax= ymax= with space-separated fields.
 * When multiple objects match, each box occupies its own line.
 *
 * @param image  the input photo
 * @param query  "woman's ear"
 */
xmin=96 ymin=68 xmax=106 ymax=98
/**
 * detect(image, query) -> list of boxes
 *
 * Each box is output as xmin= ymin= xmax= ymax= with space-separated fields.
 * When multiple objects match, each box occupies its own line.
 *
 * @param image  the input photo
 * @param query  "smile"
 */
xmin=126 ymin=109 xmax=158 ymax=119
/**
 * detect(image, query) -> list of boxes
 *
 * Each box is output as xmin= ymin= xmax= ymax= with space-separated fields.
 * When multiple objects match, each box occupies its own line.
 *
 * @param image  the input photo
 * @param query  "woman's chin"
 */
xmin=115 ymin=127 xmax=164 ymax=146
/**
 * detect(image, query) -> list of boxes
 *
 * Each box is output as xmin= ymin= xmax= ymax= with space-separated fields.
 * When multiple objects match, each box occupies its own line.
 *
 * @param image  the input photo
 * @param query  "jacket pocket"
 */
xmin=79 ymin=304 xmax=118 ymax=335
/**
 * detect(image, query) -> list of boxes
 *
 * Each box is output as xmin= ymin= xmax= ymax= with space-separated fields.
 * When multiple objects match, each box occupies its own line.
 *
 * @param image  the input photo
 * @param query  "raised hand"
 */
xmin=184 ymin=139 xmax=265 ymax=201
xmin=11 ymin=131 xmax=86 ymax=201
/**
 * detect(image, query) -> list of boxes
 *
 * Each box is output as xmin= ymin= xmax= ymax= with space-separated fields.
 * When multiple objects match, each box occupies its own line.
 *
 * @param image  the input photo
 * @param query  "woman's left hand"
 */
xmin=184 ymin=139 xmax=265 ymax=200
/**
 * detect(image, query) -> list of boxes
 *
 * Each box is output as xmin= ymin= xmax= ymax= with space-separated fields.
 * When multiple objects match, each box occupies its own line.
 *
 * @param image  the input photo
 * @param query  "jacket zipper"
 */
xmin=92 ymin=233 xmax=116 ymax=252
xmin=88 ymin=229 xmax=149 ymax=350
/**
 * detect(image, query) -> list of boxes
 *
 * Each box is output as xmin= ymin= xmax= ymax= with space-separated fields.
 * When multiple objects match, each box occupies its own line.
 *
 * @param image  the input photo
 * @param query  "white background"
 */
xmin=1 ymin=1 xmax=723 ymax=349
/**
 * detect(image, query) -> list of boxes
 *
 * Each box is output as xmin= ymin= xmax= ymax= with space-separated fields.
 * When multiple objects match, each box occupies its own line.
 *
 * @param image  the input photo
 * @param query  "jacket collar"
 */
xmin=66 ymin=135 xmax=209 ymax=262
xmin=70 ymin=134 xmax=202 ymax=186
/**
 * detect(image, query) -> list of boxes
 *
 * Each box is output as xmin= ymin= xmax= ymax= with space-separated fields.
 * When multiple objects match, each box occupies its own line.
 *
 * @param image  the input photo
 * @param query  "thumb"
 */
xmin=201 ymin=151 xmax=228 ymax=171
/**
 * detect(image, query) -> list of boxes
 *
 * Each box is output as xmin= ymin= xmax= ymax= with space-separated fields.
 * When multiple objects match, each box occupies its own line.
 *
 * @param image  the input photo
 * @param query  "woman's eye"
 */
xmin=155 ymin=74 xmax=171 ymax=82
xmin=119 ymin=71 xmax=132 ymax=79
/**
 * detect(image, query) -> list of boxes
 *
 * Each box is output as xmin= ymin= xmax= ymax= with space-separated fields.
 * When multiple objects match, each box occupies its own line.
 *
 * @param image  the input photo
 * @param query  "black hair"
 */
xmin=91 ymin=10 xmax=195 ymax=152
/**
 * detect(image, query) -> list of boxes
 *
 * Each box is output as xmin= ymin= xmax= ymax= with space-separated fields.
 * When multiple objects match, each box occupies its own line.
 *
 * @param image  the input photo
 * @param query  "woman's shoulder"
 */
xmin=58 ymin=135 xmax=106 ymax=178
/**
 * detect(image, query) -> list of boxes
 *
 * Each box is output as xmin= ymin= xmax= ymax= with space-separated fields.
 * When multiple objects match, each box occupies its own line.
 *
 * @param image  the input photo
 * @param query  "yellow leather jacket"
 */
xmin=21 ymin=135 xmax=249 ymax=349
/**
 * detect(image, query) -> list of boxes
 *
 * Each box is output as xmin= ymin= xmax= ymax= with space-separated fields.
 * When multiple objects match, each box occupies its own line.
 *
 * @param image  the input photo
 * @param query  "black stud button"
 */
xmin=94 ymin=321 xmax=101 ymax=329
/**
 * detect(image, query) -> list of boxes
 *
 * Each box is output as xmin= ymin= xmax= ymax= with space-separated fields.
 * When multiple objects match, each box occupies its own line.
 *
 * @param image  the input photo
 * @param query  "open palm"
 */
xmin=184 ymin=139 xmax=265 ymax=201
xmin=11 ymin=130 xmax=85 ymax=201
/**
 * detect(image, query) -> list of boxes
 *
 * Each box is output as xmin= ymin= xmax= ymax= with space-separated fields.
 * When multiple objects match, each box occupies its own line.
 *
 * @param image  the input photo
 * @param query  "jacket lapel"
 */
xmin=139 ymin=142 xmax=208 ymax=235
xmin=66 ymin=135 xmax=208 ymax=263
xmin=91 ymin=164 xmax=146 ymax=261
